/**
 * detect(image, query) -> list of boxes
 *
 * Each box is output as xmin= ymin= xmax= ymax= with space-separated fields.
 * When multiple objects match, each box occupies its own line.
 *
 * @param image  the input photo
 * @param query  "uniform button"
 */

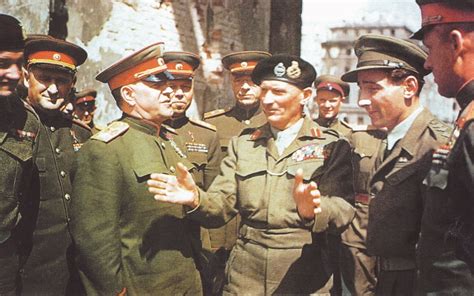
xmin=161 ymin=142 xmax=166 ymax=149
xmin=64 ymin=193 xmax=71 ymax=201
xmin=67 ymin=217 xmax=71 ymax=222
xmin=55 ymin=148 xmax=61 ymax=154
xmin=60 ymin=171 xmax=66 ymax=177
xmin=170 ymin=166 xmax=175 ymax=173
xmin=50 ymin=126 xmax=56 ymax=132
xmin=244 ymin=120 xmax=250 ymax=125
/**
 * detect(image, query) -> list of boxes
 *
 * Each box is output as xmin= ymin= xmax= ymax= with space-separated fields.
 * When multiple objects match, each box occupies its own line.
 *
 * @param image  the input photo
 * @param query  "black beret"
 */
xmin=222 ymin=51 xmax=272 ymax=75
xmin=315 ymin=74 xmax=350 ymax=97
xmin=163 ymin=51 xmax=200 ymax=79
xmin=0 ymin=14 xmax=25 ymax=51
xmin=342 ymin=34 xmax=429 ymax=82
xmin=251 ymin=54 xmax=316 ymax=89
xmin=25 ymin=34 xmax=87 ymax=72
xmin=412 ymin=0 xmax=474 ymax=39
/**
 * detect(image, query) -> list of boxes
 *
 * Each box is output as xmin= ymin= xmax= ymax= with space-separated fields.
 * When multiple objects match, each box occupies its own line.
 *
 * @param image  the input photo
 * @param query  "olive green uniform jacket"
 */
xmin=188 ymin=117 xmax=355 ymax=295
xmin=367 ymin=109 xmax=450 ymax=285
xmin=418 ymin=81 xmax=474 ymax=293
xmin=0 ymin=97 xmax=39 ymax=295
xmin=16 ymin=109 xmax=91 ymax=295
xmin=340 ymin=128 xmax=385 ymax=296
xmin=70 ymin=116 xmax=202 ymax=296
xmin=204 ymin=104 xmax=266 ymax=252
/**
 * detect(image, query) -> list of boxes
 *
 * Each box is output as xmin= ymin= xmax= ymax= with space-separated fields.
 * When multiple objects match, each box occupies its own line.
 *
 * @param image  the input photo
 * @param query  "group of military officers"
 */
xmin=1 ymin=0 xmax=473 ymax=295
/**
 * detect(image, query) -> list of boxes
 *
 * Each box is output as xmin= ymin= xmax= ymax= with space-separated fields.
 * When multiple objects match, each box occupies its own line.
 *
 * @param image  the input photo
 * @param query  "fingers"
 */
xmin=309 ymin=184 xmax=322 ymax=214
xmin=149 ymin=173 xmax=172 ymax=182
xmin=293 ymin=168 xmax=304 ymax=190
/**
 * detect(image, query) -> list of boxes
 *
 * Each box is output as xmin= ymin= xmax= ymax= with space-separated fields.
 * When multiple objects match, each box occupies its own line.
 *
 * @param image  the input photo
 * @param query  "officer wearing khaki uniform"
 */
xmin=17 ymin=35 xmax=91 ymax=295
xmin=314 ymin=75 xmax=352 ymax=138
xmin=412 ymin=0 xmax=474 ymax=292
xmin=342 ymin=34 xmax=451 ymax=295
xmin=0 ymin=14 xmax=40 ymax=296
xmin=70 ymin=43 xmax=202 ymax=295
xmin=149 ymin=54 xmax=355 ymax=294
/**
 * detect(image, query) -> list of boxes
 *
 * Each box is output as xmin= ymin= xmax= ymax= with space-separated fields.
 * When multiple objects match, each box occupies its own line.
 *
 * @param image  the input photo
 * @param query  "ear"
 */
xmin=120 ymin=85 xmax=136 ymax=107
xmin=300 ymin=87 xmax=313 ymax=106
xmin=449 ymin=29 xmax=464 ymax=55
xmin=402 ymin=76 xmax=418 ymax=99
xmin=22 ymin=67 xmax=30 ymax=88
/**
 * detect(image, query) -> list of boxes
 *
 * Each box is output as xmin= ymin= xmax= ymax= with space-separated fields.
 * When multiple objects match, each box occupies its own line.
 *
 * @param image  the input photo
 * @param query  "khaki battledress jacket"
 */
xmin=188 ymin=117 xmax=355 ymax=295
xmin=70 ymin=116 xmax=202 ymax=296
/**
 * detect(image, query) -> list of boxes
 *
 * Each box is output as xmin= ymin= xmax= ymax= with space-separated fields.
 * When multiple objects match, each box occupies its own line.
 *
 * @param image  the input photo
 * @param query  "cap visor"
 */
xmin=341 ymin=65 xmax=401 ymax=82
xmin=410 ymin=28 xmax=424 ymax=40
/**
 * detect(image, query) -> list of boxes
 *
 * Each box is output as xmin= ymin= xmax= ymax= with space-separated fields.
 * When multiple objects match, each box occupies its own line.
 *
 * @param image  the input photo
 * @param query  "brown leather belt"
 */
xmin=355 ymin=193 xmax=372 ymax=205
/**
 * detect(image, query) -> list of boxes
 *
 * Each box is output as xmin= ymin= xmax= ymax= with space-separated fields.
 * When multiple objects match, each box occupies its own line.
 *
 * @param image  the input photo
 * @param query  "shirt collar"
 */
xmin=270 ymin=118 xmax=304 ymax=155
xmin=387 ymin=106 xmax=423 ymax=150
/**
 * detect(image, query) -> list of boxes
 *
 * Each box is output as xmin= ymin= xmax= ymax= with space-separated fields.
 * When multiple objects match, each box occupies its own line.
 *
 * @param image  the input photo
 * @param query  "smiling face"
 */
xmin=24 ymin=65 xmax=75 ymax=113
xmin=0 ymin=50 xmax=23 ymax=98
xmin=260 ymin=80 xmax=310 ymax=130
xmin=357 ymin=69 xmax=411 ymax=131
xmin=231 ymin=74 xmax=261 ymax=108
xmin=315 ymin=89 xmax=344 ymax=120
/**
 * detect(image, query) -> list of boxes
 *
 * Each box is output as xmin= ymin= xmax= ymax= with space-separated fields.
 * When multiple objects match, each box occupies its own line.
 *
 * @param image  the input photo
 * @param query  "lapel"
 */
xmin=247 ymin=123 xmax=278 ymax=161
xmin=372 ymin=108 xmax=433 ymax=182
xmin=279 ymin=117 xmax=325 ymax=163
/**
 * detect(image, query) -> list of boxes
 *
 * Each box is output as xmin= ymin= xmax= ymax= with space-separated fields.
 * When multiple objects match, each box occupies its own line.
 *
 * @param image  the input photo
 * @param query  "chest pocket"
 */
xmin=0 ymin=137 xmax=33 ymax=162
xmin=133 ymin=161 xmax=169 ymax=183
xmin=235 ymin=160 xmax=267 ymax=179
xmin=286 ymin=159 xmax=325 ymax=181
xmin=385 ymin=161 xmax=419 ymax=186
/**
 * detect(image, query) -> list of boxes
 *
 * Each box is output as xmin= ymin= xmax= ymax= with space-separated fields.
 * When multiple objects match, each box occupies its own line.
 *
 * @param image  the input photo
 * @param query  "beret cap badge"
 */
xmin=273 ymin=62 xmax=286 ymax=77
xmin=286 ymin=61 xmax=301 ymax=79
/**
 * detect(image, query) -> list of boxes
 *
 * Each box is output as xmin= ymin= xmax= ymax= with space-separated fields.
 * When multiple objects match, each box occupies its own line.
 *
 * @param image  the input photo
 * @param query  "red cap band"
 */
xmin=316 ymin=82 xmax=345 ymax=97
xmin=421 ymin=3 xmax=474 ymax=28
xmin=108 ymin=57 xmax=167 ymax=90
xmin=28 ymin=50 xmax=77 ymax=70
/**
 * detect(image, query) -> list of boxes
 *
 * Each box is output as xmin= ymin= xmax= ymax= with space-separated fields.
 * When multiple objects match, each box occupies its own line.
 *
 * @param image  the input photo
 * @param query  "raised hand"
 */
xmin=292 ymin=168 xmax=321 ymax=220
xmin=147 ymin=162 xmax=199 ymax=208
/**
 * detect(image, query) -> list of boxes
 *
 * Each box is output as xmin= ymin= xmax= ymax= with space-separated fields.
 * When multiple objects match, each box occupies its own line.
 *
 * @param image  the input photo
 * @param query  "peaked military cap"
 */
xmin=96 ymin=42 xmax=167 ymax=91
xmin=412 ymin=0 xmax=474 ymax=39
xmin=251 ymin=54 xmax=316 ymax=89
xmin=315 ymin=74 xmax=350 ymax=97
xmin=0 ymin=14 xmax=25 ymax=51
xmin=24 ymin=34 xmax=87 ymax=72
xmin=341 ymin=34 xmax=430 ymax=82
xmin=222 ymin=51 xmax=271 ymax=75
xmin=75 ymin=89 xmax=97 ymax=104
xmin=163 ymin=51 xmax=200 ymax=80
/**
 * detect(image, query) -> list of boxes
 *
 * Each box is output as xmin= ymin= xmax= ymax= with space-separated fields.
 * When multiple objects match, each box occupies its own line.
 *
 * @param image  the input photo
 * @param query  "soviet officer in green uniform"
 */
xmin=73 ymin=88 xmax=98 ymax=130
xmin=70 ymin=42 xmax=202 ymax=295
xmin=17 ymin=34 xmax=91 ymax=295
xmin=341 ymin=34 xmax=451 ymax=295
xmin=149 ymin=54 xmax=355 ymax=295
xmin=0 ymin=14 xmax=40 ymax=296
xmin=313 ymin=74 xmax=352 ymax=138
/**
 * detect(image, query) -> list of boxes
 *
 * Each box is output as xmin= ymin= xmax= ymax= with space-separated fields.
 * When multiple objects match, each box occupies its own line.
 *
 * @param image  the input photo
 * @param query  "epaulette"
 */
xmin=162 ymin=124 xmax=178 ymax=135
xmin=189 ymin=118 xmax=217 ymax=131
xmin=203 ymin=107 xmax=231 ymax=120
xmin=91 ymin=121 xmax=129 ymax=143
xmin=72 ymin=118 xmax=92 ymax=131
xmin=458 ymin=100 xmax=474 ymax=129
xmin=320 ymin=126 xmax=339 ymax=139
xmin=428 ymin=119 xmax=451 ymax=141
xmin=247 ymin=128 xmax=261 ymax=140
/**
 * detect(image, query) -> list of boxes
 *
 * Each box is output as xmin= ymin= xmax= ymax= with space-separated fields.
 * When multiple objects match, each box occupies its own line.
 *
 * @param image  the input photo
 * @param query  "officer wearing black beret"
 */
xmin=342 ymin=34 xmax=452 ymax=295
xmin=0 ymin=14 xmax=41 ymax=296
xmin=18 ymin=35 xmax=91 ymax=295
xmin=148 ymin=53 xmax=355 ymax=294
xmin=412 ymin=0 xmax=474 ymax=293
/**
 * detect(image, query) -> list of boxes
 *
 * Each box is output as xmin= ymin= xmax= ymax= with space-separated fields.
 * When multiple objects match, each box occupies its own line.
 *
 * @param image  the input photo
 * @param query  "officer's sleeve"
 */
xmin=70 ymin=141 xmax=124 ymax=295
xmin=188 ymin=136 xmax=239 ymax=228
xmin=203 ymin=132 xmax=222 ymax=190
xmin=313 ymin=138 xmax=355 ymax=234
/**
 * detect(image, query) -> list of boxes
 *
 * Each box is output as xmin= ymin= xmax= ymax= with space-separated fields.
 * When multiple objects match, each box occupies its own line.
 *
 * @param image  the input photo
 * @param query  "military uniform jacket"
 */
xmin=188 ymin=116 xmax=355 ymax=294
xmin=367 ymin=109 xmax=450 ymax=263
xmin=16 ymin=109 xmax=91 ymax=295
xmin=315 ymin=117 xmax=353 ymax=139
xmin=0 ymin=97 xmax=39 ymax=295
xmin=70 ymin=116 xmax=202 ymax=296
xmin=418 ymin=81 xmax=474 ymax=293
xmin=166 ymin=116 xmax=221 ymax=190
xmin=204 ymin=104 xmax=267 ymax=154
xmin=342 ymin=128 xmax=385 ymax=249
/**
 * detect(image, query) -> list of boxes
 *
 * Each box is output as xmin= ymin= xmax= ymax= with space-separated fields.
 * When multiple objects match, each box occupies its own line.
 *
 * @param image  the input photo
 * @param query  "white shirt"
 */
xmin=270 ymin=118 xmax=304 ymax=155
xmin=386 ymin=106 xmax=424 ymax=150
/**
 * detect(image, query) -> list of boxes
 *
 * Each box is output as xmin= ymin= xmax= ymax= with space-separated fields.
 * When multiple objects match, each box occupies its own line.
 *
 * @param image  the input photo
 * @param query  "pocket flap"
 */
xmin=235 ymin=160 xmax=267 ymax=178
xmin=133 ymin=162 xmax=168 ymax=178
xmin=286 ymin=159 xmax=325 ymax=181
xmin=386 ymin=162 xmax=418 ymax=185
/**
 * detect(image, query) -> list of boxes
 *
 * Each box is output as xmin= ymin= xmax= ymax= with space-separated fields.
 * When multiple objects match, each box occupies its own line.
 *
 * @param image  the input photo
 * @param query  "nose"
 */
xmin=323 ymin=100 xmax=332 ymax=107
xmin=5 ymin=64 xmax=21 ymax=80
xmin=241 ymin=82 xmax=250 ymax=91
xmin=358 ymin=98 xmax=371 ymax=108
xmin=174 ymin=88 xmax=184 ymax=98
xmin=424 ymin=55 xmax=432 ymax=71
